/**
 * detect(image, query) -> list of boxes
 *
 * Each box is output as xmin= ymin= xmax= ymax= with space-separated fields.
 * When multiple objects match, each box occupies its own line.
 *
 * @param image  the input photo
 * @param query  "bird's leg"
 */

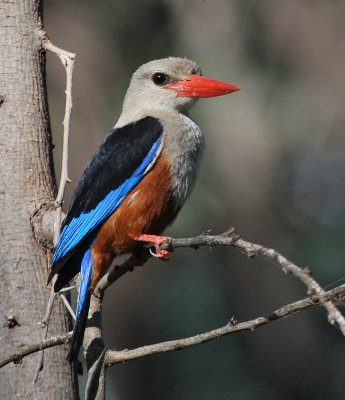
xmin=128 ymin=233 xmax=173 ymax=260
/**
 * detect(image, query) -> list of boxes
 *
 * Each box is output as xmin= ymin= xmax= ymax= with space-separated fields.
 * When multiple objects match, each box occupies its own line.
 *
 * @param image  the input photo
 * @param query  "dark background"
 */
xmin=45 ymin=1 xmax=345 ymax=399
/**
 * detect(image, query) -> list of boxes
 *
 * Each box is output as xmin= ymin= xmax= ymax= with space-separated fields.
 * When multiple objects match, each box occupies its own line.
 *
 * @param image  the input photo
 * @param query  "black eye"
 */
xmin=152 ymin=72 xmax=168 ymax=86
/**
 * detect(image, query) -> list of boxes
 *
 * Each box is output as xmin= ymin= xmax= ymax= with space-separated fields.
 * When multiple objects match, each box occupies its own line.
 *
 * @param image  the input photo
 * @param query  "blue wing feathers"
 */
xmin=52 ymin=133 xmax=163 ymax=264
xmin=75 ymin=248 xmax=92 ymax=319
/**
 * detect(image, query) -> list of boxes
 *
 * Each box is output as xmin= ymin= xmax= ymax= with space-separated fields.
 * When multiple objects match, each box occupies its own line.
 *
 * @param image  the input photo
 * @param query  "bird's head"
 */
xmin=117 ymin=57 xmax=239 ymax=126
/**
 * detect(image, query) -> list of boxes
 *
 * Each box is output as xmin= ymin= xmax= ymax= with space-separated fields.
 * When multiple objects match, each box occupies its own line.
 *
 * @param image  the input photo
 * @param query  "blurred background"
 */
xmin=45 ymin=1 xmax=345 ymax=399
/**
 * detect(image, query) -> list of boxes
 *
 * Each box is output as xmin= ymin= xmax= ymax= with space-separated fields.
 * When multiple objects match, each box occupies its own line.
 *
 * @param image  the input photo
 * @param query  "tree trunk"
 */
xmin=0 ymin=1 xmax=77 ymax=398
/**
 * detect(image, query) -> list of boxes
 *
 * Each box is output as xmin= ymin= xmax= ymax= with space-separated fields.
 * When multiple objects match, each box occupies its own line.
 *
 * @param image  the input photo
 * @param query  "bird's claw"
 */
xmin=149 ymin=246 xmax=170 ymax=259
xmin=129 ymin=233 xmax=173 ymax=260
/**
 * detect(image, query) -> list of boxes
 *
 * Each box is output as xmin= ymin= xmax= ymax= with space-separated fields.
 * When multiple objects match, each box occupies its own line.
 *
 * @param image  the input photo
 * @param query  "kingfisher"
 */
xmin=48 ymin=57 xmax=240 ymax=362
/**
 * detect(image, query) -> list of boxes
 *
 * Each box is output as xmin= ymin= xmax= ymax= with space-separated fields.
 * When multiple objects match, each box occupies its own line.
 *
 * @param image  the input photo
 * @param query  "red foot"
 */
xmin=128 ymin=233 xmax=173 ymax=260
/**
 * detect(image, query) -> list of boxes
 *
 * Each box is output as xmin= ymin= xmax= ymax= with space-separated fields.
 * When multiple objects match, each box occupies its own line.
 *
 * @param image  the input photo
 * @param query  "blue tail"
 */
xmin=67 ymin=248 xmax=92 ymax=363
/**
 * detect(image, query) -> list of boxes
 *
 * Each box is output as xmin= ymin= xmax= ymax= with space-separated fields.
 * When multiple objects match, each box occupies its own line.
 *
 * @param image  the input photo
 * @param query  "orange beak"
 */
xmin=165 ymin=74 xmax=240 ymax=98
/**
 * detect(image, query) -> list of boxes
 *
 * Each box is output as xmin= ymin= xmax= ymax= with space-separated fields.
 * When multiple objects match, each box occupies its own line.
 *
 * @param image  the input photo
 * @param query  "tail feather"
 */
xmin=67 ymin=248 xmax=93 ymax=363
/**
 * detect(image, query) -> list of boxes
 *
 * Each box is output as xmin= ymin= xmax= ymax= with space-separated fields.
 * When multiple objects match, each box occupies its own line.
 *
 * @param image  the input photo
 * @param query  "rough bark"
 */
xmin=0 ymin=1 xmax=77 ymax=398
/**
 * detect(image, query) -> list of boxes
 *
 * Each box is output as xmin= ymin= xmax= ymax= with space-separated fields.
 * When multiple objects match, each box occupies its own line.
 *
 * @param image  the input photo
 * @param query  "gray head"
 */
xmin=116 ymin=57 xmax=239 ymax=127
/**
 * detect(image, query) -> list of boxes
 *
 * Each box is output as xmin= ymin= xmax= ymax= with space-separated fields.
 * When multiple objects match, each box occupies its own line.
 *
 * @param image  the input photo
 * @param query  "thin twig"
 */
xmin=34 ymin=30 xmax=76 ymax=382
xmin=60 ymin=293 xmax=76 ymax=321
xmin=41 ymin=34 xmax=76 ymax=245
xmin=59 ymin=285 xmax=76 ymax=293
xmin=1 ymin=284 xmax=344 ymax=370
xmin=41 ymin=283 xmax=57 ymax=327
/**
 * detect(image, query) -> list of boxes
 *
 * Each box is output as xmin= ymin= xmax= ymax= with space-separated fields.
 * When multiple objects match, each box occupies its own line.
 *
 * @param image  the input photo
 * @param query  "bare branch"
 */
xmin=2 ymin=283 xmax=344 ymax=370
xmin=33 ymin=30 xmax=76 ymax=382
xmin=60 ymin=293 xmax=76 ymax=321
xmin=0 ymin=333 xmax=71 ymax=369
xmin=159 ymin=231 xmax=345 ymax=335
xmin=38 ymin=29 xmax=76 ymax=245
xmin=104 ymin=283 xmax=345 ymax=366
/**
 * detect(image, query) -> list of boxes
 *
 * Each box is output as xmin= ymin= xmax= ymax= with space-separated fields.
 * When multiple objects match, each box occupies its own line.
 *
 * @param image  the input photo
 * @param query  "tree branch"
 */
xmin=0 ymin=333 xmax=71 ymax=369
xmin=39 ymin=29 xmax=76 ymax=245
xmin=103 ymin=292 xmax=321 ymax=366
xmin=32 ymin=30 xmax=76 ymax=383
xmin=159 ymin=230 xmax=345 ymax=335
xmin=1 ymin=283 xmax=344 ymax=370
